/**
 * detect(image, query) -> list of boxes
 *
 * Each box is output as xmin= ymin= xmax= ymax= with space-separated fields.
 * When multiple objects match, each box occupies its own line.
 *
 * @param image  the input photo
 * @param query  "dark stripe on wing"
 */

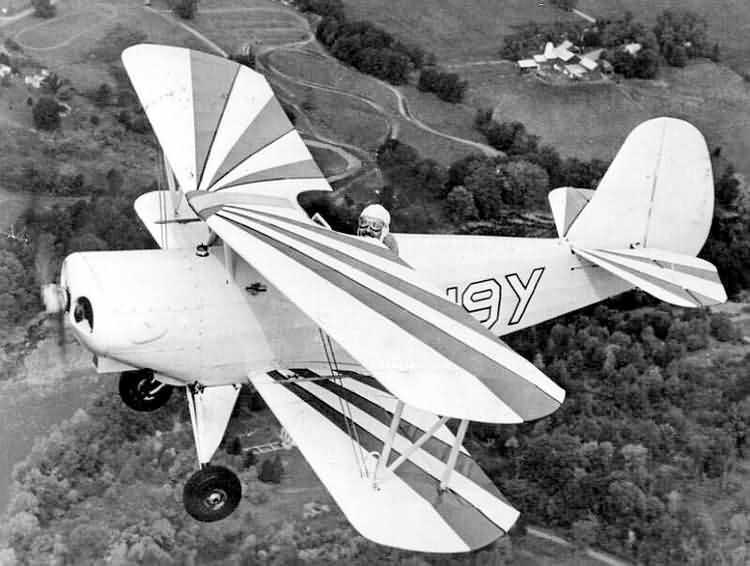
xmin=312 ymin=378 xmax=507 ymax=503
xmin=227 ymin=207 xmax=411 ymax=267
xmin=273 ymin=376 xmax=504 ymax=548
xmin=220 ymin=213 xmax=560 ymax=420
xmin=208 ymin=96 xmax=294 ymax=190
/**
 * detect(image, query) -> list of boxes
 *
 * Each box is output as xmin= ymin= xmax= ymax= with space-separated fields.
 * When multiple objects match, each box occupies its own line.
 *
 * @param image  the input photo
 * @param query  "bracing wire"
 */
xmin=319 ymin=328 xmax=368 ymax=477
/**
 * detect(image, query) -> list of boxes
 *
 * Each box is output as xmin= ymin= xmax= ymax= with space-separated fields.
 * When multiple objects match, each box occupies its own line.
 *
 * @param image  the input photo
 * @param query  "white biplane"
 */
xmin=43 ymin=44 xmax=727 ymax=552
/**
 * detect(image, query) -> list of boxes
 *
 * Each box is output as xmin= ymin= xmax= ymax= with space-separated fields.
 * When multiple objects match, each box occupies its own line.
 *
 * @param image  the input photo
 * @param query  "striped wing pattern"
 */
xmin=121 ymin=44 xmax=330 ymax=217
xmin=210 ymin=206 xmax=565 ymax=423
xmin=574 ymin=246 xmax=727 ymax=307
xmin=249 ymin=368 xmax=519 ymax=552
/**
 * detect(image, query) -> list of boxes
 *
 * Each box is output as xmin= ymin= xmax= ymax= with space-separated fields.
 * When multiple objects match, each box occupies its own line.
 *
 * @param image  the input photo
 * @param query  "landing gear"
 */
xmin=183 ymin=465 xmax=241 ymax=522
xmin=119 ymin=369 xmax=173 ymax=411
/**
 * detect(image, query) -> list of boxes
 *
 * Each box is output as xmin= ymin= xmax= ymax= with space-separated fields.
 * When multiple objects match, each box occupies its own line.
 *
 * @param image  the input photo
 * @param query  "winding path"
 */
xmin=150 ymin=3 xmax=499 ymax=185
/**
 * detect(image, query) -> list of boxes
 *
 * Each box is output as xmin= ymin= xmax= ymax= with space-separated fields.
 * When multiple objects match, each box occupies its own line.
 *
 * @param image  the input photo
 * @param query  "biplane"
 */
xmin=42 ymin=44 xmax=727 ymax=552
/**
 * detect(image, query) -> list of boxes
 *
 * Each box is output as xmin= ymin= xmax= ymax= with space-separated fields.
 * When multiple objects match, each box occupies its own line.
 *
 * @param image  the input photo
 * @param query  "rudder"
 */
xmin=563 ymin=117 xmax=714 ymax=255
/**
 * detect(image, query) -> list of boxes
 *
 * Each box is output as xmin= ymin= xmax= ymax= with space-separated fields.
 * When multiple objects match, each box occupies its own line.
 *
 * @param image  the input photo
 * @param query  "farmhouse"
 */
xmin=519 ymin=40 xmax=600 ymax=80
xmin=624 ymin=43 xmax=642 ymax=56
xmin=517 ymin=59 xmax=538 ymax=73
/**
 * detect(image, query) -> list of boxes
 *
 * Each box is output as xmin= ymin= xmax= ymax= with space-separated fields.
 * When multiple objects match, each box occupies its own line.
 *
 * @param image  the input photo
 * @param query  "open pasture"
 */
xmin=463 ymin=59 xmax=750 ymax=180
xmin=268 ymin=48 xmax=400 ymax=114
xmin=191 ymin=7 xmax=308 ymax=52
xmin=13 ymin=4 xmax=116 ymax=51
xmin=577 ymin=0 xmax=750 ymax=76
xmin=341 ymin=0 xmax=578 ymax=63
xmin=308 ymin=145 xmax=348 ymax=177
xmin=300 ymin=85 xmax=389 ymax=151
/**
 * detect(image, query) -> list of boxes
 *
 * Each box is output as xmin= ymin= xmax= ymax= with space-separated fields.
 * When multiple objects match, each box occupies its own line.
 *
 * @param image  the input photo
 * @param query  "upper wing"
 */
xmin=121 ymin=44 xmax=331 ymax=221
xmin=123 ymin=44 xmax=564 ymax=423
xmin=209 ymin=205 xmax=565 ymax=424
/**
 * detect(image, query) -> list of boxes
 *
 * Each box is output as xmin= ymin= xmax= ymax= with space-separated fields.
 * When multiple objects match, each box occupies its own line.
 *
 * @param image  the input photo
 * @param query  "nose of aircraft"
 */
xmin=60 ymin=254 xmax=104 ymax=353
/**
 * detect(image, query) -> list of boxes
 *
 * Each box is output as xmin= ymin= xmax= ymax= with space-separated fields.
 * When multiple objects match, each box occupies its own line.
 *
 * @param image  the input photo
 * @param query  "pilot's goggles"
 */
xmin=358 ymin=216 xmax=385 ymax=232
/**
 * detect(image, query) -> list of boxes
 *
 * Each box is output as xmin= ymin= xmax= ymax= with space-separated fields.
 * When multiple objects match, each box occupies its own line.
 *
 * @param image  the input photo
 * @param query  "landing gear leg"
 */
xmin=119 ymin=369 xmax=173 ymax=411
xmin=183 ymin=383 xmax=243 ymax=521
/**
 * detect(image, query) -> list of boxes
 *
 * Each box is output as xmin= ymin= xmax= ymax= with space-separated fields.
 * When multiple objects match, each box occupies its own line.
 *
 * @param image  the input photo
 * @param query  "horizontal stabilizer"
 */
xmin=573 ymin=247 xmax=727 ymax=307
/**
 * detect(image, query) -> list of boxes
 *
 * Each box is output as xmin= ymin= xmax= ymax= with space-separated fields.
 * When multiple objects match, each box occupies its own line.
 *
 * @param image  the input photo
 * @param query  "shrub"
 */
xmin=258 ymin=456 xmax=283 ymax=483
xmin=31 ymin=0 xmax=56 ymax=18
xmin=243 ymin=450 xmax=257 ymax=469
xmin=417 ymin=67 xmax=467 ymax=103
xmin=32 ymin=96 xmax=61 ymax=130
xmin=94 ymin=83 xmax=111 ymax=107
xmin=171 ymin=0 xmax=197 ymax=19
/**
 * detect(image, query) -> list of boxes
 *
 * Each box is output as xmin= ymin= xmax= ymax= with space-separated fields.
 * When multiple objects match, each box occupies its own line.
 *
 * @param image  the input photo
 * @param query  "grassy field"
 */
xmin=308 ymin=144 xmax=348 ymax=177
xmin=190 ymin=8 xmax=308 ymax=52
xmin=300 ymin=85 xmax=389 ymax=151
xmin=577 ymin=0 xmax=750 ymax=77
xmin=461 ymin=58 xmax=750 ymax=180
xmin=13 ymin=4 xmax=117 ymax=50
xmin=268 ymin=48 xmax=400 ymax=114
xmin=341 ymin=0 xmax=578 ymax=63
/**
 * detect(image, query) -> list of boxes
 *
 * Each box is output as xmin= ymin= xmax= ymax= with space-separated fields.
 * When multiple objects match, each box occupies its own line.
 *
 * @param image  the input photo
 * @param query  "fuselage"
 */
xmin=61 ymin=230 xmax=631 ymax=387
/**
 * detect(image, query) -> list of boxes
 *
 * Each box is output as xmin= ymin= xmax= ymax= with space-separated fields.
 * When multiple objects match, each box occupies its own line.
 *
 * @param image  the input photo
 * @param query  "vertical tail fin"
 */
xmin=561 ymin=117 xmax=714 ymax=254
xmin=548 ymin=117 xmax=727 ymax=307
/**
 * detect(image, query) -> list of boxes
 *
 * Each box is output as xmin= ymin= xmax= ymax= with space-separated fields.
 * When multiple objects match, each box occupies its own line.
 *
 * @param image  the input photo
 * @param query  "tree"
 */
xmin=172 ymin=0 xmax=197 ymax=19
xmin=31 ymin=0 xmax=56 ymax=18
xmin=40 ymin=73 xmax=68 ymax=95
xmin=418 ymin=67 xmax=467 ymax=103
xmin=715 ymin=166 xmax=741 ymax=208
xmin=654 ymin=9 xmax=710 ymax=62
xmin=444 ymin=186 xmax=478 ymax=223
xmin=0 ymin=251 xmax=28 ymax=325
xmin=465 ymin=164 xmax=506 ymax=220
xmin=225 ymin=436 xmax=242 ymax=455
xmin=501 ymin=160 xmax=549 ymax=206
xmin=571 ymin=516 xmax=600 ymax=552
xmin=296 ymin=0 xmax=345 ymax=19
xmin=32 ymin=96 xmax=61 ymax=130
xmin=258 ymin=455 xmax=283 ymax=483
xmin=94 ymin=83 xmax=111 ymax=107
xmin=664 ymin=43 xmax=688 ymax=67
xmin=230 ymin=47 xmax=255 ymax=69
xmin=633 ymin=48 xmax=660 ymax=78
xmin=484 ymin=121 xmax=525 ymax=152
xmin=551 ymin=0 xmax=578 ymax=11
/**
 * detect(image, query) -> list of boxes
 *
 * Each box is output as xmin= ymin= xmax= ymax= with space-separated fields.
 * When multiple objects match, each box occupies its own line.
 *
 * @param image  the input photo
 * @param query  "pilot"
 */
xmin=357 ymin=204 xmax=399 ymax=255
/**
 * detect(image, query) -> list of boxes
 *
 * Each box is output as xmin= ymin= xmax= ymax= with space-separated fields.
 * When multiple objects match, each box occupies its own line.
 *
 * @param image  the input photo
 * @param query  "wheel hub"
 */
xmin=204 ymin=489 xmax=227 ymax=511
xmin=136 ymin=378 xmax=159 ymax=400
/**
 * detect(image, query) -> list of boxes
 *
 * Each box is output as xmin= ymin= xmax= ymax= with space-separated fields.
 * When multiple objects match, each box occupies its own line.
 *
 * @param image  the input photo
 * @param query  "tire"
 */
xmin=118 ymin=369 xmax=173 ymax=412
xmin=183 ymin=465 xmax=242 ymax=522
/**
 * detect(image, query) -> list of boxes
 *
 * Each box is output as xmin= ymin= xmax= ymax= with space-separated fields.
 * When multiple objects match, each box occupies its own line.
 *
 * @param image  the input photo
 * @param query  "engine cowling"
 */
xmin=61 ymin=248 xmax=274 ymax=385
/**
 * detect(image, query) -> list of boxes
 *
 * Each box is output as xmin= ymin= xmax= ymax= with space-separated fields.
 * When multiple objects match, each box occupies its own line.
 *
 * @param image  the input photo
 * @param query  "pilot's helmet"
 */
xmin=357 ymin=203 xmax=390 ymax=242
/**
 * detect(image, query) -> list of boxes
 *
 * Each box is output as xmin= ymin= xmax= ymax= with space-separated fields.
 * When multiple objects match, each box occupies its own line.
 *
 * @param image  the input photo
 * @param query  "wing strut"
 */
xmin=441 ymin=419 xmax=469 ymax=491
xmin=373 ymin=400 xmax=404 ymax=487
xmin=386 ymin=416 xmax=450 ymax=476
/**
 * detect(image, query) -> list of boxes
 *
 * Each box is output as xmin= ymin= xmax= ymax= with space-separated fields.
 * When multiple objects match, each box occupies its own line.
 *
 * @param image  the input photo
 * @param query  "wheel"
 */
xmin=183 ymin=465 xmax=241 ymax=522
xmin=118 ymin=369 xmax=173 ymax=412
